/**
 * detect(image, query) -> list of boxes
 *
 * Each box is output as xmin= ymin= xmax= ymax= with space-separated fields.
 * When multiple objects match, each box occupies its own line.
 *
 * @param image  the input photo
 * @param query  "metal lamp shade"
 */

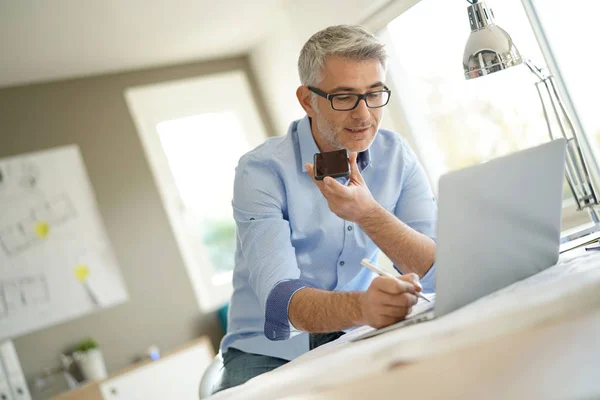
xmin=463 ymin=1 xmax=523 ymax=80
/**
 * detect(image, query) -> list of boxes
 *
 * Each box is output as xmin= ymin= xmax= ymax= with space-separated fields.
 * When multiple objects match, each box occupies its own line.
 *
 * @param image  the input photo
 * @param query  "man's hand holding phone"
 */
xmin=305 ymin=151 xmax=379 ymax=223
xmin=313 ymin=149 xmax=351 ymax=180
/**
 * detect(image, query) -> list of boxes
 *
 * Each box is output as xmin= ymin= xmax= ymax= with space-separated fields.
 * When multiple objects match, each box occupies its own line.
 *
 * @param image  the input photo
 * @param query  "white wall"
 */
xmin=249 ymin=8 xmax=305 ymax=135
xmin=248 ymin=0 xmax=419 ymax=135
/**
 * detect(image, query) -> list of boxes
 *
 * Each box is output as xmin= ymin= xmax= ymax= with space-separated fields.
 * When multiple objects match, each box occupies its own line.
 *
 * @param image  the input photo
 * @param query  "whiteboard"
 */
xmin=0 ymin=145 xmax=128 ymax=340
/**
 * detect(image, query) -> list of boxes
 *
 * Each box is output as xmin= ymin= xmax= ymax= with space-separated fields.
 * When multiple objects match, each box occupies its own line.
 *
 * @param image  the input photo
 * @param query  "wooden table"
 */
xmin=286 ymin=303 xmax=600 ymax=399
xmin=210 ymin=249 xmax=600 ymax=400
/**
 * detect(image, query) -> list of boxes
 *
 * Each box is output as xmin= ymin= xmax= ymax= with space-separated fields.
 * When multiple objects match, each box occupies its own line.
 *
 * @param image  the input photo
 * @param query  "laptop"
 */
xmin=353 ymin=138 xmax=567 ymax=341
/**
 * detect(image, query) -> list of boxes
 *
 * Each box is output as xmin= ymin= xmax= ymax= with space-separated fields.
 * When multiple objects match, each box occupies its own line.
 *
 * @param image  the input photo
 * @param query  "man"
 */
xmin=213 ymin=24 xmax=437 ymax=394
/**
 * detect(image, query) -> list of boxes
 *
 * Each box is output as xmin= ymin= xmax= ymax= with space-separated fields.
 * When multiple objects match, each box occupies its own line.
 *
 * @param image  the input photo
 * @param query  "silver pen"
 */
xmin=360 ymin=258 xmax=431 ymax=303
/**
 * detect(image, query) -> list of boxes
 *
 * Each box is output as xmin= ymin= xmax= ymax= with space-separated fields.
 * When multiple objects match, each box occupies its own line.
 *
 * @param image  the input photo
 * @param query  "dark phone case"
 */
xmin=313 ymin=153 xmax=351 ymax=181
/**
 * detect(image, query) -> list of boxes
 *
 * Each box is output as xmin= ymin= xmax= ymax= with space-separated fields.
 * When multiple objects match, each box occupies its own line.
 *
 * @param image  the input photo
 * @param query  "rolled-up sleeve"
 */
xmin=233 ymin=155 xmax=311 ymax=340
xmin=392 ymin=143 xmax=438 ymax=293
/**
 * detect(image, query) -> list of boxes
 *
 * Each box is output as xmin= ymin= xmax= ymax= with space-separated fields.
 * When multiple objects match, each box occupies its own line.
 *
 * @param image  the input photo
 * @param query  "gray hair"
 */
xmin=298 ymin=25 xmax=387 ymax=87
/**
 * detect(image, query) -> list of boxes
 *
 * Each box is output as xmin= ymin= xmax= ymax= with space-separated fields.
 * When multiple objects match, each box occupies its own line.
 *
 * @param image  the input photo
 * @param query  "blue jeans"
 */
xmin=211 ymin=332 xmax=345 ymax=395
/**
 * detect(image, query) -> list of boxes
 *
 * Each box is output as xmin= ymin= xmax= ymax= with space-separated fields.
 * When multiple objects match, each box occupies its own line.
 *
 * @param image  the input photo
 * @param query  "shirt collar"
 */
xmin=297 ymin=116 xmax=372 ymax=172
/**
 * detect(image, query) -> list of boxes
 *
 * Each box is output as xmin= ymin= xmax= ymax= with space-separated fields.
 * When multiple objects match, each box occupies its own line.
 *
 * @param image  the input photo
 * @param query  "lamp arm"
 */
xmin=524 ymin=59 xmax=546 ymax=81
xmin=531 ymin=79 xmax=580 ymax=205
xmin=523 ymin=58 xmax=599 ymax=214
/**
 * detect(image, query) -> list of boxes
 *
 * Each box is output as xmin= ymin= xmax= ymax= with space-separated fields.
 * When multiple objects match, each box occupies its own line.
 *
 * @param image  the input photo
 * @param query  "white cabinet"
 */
xmin=98 ymin=338 xmax=214 ymax=400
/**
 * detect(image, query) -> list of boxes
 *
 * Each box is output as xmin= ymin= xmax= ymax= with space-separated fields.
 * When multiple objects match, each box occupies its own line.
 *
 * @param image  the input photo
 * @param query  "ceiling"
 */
xmin=0 ymin=0 xmax=396 ymax=89
xmin=0 ymin=0 xmax=284 ymax=88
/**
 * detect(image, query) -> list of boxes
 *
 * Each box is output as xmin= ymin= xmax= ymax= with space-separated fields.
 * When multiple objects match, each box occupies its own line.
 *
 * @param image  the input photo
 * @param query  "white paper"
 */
xmin=0 ymin=146 xmax=128 ymax=340
xmin=209 ymin=249 xmax=600 ymax=400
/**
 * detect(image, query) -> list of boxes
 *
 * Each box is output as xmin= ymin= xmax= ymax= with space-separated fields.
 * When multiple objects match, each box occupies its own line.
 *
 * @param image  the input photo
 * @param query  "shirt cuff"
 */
xmin=264 ymin=279 xmax=316 ymax=341
xmin=419 ymin=263 xmax=436 ymax=293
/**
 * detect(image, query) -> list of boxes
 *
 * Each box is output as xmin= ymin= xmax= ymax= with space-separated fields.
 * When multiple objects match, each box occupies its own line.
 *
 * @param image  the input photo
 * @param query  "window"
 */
xmin=125 ymin=71 xmax=268 ymax=311
xmin=156 ymin=112 xmax=251 ymax=280
xmin=383 ymin=0 xmax=593 ymax=231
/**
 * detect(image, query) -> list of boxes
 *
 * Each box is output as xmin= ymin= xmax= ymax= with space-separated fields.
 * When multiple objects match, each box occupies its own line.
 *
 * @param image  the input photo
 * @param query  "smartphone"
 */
xmin=313 ymin=149 xmax=350 ymax=181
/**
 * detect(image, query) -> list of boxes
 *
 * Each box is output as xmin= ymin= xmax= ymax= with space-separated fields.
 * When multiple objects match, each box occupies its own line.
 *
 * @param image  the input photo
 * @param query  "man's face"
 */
xmin=308 ymin=56 xmax=386 ymax=153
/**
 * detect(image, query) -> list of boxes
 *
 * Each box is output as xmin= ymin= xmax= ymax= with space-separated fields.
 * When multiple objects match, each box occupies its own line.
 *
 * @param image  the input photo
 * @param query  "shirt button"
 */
xmin=347 ymin=226 xmax=353 ymax=231
xmin=339 ymin=261 xmax=345 ymax=266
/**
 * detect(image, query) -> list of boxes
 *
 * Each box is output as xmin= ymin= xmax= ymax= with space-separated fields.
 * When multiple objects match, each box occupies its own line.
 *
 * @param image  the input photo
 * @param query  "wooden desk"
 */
xmin=287 ymin=307 xmax=600 ymax=399
xmin=210 ymin=249 xmax=600 ymax=400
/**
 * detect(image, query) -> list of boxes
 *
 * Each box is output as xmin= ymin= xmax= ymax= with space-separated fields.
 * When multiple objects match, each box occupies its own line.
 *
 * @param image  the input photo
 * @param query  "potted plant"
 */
xmin=72 ymin=338 xmax=108 ymax=382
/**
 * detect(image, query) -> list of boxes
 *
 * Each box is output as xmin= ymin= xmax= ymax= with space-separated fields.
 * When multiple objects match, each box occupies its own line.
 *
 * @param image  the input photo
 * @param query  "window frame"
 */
xmin=124 ymin=69 xmax=268 ymax=312
xmin=373 ymin=0 xmax=598 ymax=235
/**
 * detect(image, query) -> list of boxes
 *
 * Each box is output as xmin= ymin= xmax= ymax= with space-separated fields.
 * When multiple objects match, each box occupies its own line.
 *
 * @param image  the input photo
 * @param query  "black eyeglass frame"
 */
xmin=307 ymin=85 xmax=392 ymax=111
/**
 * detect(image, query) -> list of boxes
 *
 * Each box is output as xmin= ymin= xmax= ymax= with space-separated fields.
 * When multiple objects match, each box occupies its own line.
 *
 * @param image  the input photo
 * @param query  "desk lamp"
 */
xmin=462 ymin=0 xmax=600 ymax=223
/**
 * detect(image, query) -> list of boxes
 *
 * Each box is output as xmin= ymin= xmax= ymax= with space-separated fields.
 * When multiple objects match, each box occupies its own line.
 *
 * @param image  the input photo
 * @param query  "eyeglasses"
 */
xmin=307 ymin=86 xmax=392 ymax=111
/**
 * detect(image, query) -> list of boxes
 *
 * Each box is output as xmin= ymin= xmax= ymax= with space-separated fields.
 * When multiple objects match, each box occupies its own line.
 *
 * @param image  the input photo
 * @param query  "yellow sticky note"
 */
xmin=35 ymin=221 xmax=50 ymax=238
xmin=74 ymin=265 xmax=89 ymax=282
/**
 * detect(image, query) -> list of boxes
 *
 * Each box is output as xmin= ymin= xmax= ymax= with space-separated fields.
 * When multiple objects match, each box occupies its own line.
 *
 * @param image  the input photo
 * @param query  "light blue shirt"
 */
xmin=220 ymin=116 xmax=437 ymax=361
